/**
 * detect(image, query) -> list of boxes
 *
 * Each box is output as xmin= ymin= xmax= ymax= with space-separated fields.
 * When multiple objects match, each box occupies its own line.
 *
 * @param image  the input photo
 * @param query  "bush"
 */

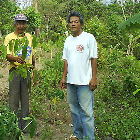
xmin=0 ymin=106 xmax=24 ymax=140
xmin=95 ymin=46 xmax=140 ymax=139
xmin=33 ymin=51 xmax=64 ymax=100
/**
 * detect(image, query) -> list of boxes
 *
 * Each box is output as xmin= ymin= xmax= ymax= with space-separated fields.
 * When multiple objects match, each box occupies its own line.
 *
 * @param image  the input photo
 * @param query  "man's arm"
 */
xmin=32 ymin=54 xmax=37 ymax=86
xmin=6 ymin=54 xmax=24 ymax=64
xmin=32 ymin=55 xmax=35 ymax=68
xmin=89 ymin=58 xmax=97 ymax=91
xmin=60 ymin=59 xmax=68 ymax=89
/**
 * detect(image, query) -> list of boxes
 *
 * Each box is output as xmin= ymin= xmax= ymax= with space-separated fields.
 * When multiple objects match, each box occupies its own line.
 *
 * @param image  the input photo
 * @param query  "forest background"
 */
xmin=0 ymin=0 xmax=140 ymax=140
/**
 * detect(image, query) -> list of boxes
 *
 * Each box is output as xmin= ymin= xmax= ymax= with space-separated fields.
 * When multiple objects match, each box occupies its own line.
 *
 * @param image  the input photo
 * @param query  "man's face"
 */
xmin=69 ymin=16 xmax=82 ymax=35
xmin=14 ymin=21 xmax=27 ymax=33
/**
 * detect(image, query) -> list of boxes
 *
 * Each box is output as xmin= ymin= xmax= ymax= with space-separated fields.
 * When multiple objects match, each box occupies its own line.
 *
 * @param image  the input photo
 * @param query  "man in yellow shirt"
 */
xmin=4 ymin=14 xmax=35 ymax=133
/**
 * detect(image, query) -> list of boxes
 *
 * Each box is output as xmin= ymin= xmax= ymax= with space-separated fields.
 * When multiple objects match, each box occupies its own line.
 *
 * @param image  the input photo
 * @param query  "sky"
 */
xmin=16 ymin=0 xmax=114 ymax=8
xmin=15 ymin=0 xmax=139 ymax=9
xmin=16 ymin=0 xmax=32 ymax=10
xmin=98 ymin=0 xmax=140 ymax=5
xmin=15 ymin=0 xmax=114 ymax=9
xmin=97 ymin=0 xmax=122 ymax=5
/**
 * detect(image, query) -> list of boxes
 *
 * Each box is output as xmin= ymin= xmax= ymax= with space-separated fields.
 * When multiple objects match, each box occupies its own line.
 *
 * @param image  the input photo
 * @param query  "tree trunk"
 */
xmin=0 ymin=30 xmax=2 ymax=38
xmin=121 ymin=0 xmax=126 ymax=21
xmin=33 ymin=0 xmax=40 ymax=36
xmin=34 ymin=0 xmax=38 ymax=12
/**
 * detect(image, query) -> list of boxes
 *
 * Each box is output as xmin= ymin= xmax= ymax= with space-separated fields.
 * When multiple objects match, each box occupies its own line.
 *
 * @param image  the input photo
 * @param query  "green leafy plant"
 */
xmin=35 ymin=51 xmax=64 ymax=100
xmin=118 ymin=13 xmax=140 ymax=31
xmin=95 ymin=46 xmax=140 ymax=139
xmin=0 ymin=106 xmax=37 ymax=140
xmin=0 ymin=44 xmax=7 ymax=59
xmin=0 ymin=0 xmax=18 ymax=35
xmin=23 ymin=114 xmax=37 ymax=138
xmin=0 ymin=106 xmax=24 ymax=140
xmin=23 ymin=7 xmax=42 ymax=32
xmin=41 ymin=121 xmax=53 ymax=140
xmin=7 ymin=35 xmax=38 ymax=81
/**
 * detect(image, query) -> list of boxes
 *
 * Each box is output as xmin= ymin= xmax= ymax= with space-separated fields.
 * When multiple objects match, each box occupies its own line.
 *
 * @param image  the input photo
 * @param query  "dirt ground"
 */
xmin=0 ymin=50 xmax=73 ymax=140
xmin=0 ymin=61 xmax=9 ymax=103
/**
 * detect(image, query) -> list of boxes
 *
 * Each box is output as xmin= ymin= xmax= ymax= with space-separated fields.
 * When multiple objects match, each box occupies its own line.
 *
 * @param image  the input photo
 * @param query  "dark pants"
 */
xmin=9 ymin=68 xmax=31 ymax=132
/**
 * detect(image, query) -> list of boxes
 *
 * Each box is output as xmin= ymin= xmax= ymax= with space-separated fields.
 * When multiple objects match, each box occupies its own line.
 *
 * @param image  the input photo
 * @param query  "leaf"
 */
xmin=16 ymin=42 xmax=23 ymax=56
xmin=26 ymin=115 xmax=37 ymax=138
xmin=32 ymin=35 xmax=38 ymax=49
xmin=133 ymin=89 xmax=140 ymax=95
xmin=14 ymin=39 xmax=19 ymax=54
xmin=23 ymin=117 xmax=32 ymax=121
xmin=8 ymin=70 xmax=15 ymax=82
xmin=0 ymin=44 xmax=7 ymax=59
xmin=118 ymin=13 xmax=140 ymax=31
xmin=22 ymin=45 xmax=27 ymax=60
xmin=8 ymin=39 xmax=14 ymax=52
xmin=16 ymin=65 xmax=27 ymax=79
xmin=53 ymin=96 xmax=57 ymax=105
xmin=0 ymin=106 xmax=24 ymax=139
xmin=21 ymin=37 xmax=28 ymax=60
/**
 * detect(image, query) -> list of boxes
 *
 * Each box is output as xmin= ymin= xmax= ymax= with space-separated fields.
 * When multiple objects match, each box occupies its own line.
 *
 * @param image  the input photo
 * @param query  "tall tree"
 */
xmin=0 ymin=0 xmax=18 ymax=35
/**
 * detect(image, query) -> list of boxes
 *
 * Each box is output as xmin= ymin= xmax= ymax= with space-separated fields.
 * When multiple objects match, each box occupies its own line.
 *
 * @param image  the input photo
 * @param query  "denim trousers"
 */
xmin=67 ymin=84 xmax=95 ymax=140
xmin=9 ymin=68 xmax=31 ymax=132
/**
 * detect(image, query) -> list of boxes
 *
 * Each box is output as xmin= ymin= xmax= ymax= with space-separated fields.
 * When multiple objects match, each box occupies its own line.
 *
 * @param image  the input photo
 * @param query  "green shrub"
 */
xmin=95 ymin=46 xmax=140 ymax=139
xmin=34 ymin=51 xmax=64 ymax=100
xmin=0 ymin=106 xmax=24 ymax=140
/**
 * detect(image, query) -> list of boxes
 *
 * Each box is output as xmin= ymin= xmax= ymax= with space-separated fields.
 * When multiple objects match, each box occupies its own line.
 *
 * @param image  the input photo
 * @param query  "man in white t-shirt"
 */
xmin=60 ymin=11 xmax=97 ymax=140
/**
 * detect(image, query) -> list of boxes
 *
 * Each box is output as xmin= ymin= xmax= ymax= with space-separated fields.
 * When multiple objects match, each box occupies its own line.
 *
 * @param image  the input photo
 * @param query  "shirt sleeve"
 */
xmin=89 ymin=35 xmax=98 ymax=59
xmin=30 ymin=35 xmax=34 ymax=55
xmin=62 ymin=41 xmax=67 ymax=60
xmin=4 ymin=35 xmax=12 ymax=55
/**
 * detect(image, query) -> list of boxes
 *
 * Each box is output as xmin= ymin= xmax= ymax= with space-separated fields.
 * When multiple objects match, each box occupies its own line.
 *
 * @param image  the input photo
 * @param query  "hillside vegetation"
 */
xmin=0 ymin=0 xmax=140 ymax=139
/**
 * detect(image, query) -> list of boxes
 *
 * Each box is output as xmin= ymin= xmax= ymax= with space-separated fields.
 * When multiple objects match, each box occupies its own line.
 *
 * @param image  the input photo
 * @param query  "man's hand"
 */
xmin=16 ymin=56 xmax=25 ymax=64
xmin=89 ymin=77 xmax=97 ymax=91
xmin=59 ymin=78 xmax=67 ymax=89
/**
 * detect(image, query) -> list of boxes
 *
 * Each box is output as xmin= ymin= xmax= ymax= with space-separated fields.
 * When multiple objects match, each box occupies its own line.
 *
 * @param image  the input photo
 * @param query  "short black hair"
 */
xmin=14 ymin=20 xmax=27 ymax=25
xmin=67 ymin=11 xmax=84 ymax=25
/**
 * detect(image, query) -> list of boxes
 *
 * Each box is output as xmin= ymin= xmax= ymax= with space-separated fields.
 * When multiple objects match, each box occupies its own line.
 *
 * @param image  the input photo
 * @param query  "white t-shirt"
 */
xmin=62 ymin=31 xmax=97 ymax=85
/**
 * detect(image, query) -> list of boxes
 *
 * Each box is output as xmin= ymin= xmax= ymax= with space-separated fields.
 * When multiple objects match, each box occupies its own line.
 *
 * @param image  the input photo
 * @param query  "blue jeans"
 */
xmin=67 ymin=84 xmax=95 ymax=140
